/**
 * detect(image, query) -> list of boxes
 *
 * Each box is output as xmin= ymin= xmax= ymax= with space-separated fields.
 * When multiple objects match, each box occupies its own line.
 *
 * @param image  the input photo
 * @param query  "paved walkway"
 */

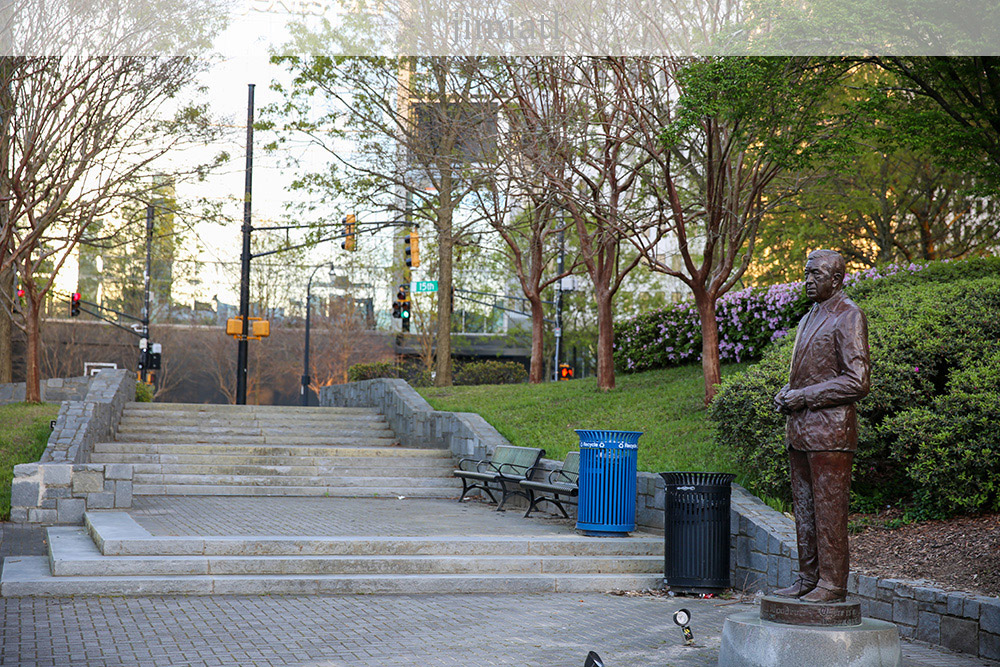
xmin=126 ymin=496 xmax=583 ymax=537
xmin=1 ymin=497 xmax=998 ymax=667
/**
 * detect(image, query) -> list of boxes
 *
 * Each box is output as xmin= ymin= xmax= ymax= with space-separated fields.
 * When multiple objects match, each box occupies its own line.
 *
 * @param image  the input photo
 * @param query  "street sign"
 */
xmin=412 ymin=280 xmax=438 ymax=293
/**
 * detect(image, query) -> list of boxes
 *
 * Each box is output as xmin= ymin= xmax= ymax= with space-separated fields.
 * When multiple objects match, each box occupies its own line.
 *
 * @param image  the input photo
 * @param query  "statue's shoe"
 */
xmin=800 ymin=586 xmax=847 ymax=604
xmin=772 ymin=578 xmax=817 ymax=598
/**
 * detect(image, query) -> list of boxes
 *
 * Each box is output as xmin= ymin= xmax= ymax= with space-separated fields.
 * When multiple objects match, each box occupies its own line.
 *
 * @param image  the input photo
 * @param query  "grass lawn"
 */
xmin=0 ymin=402 xmax=59 ymax=520
xmin=419 ymin=363 xmax=749 ymax=478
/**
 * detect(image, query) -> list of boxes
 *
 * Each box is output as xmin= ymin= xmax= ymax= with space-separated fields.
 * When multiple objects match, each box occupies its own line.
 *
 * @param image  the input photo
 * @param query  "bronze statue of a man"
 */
xmin=773 ymin=249 xmax=870 ymax=604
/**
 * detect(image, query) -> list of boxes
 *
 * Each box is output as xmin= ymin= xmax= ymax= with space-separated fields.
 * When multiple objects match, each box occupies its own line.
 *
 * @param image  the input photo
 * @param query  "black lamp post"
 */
xmin=301 ymin=264 xmax=333 ymax=406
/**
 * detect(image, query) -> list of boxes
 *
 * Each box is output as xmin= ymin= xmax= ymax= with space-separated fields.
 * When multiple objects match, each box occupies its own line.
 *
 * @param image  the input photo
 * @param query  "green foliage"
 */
xmin=708 ymin=347 xmax=791 ymax=502
xmin=0 ymin=403 xmax=59 ymax=520
xmin=135 ymin=382 xmax=154 ymax=402
xmin=420 ymin=363 xmax=749 ymax=477
xmin=347 ymin=361 xmax=402 ymax=382
xmin=453 ymin=361 xmax=528 ymax=386
xmin=710 ymin=269 xmax=1000 ymax=517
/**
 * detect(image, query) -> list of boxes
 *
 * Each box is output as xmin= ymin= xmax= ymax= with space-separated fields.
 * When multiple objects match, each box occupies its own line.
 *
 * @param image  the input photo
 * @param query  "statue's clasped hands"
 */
xmin=774 ymin=386 xmax=807 ymax=414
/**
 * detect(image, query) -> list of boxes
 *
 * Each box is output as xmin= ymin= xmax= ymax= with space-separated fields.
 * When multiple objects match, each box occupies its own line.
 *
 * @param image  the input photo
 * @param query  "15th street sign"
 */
xmin=412 ymin=280 xmax=438 ymax=293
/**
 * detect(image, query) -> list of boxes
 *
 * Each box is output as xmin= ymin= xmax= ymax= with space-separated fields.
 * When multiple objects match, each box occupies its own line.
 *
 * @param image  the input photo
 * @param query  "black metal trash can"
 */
xmin=660 ymin=471 xmax=736 ymax=594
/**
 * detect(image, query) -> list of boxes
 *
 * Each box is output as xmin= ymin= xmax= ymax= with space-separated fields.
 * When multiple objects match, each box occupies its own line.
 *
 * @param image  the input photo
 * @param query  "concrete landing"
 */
xmin=1 ymin=497 xmax=666 ymax=597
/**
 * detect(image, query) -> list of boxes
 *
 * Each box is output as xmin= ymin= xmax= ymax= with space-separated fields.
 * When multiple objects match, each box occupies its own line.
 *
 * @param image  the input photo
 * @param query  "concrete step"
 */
xmin=1 ymin=556 xmax=663 ymax=597
xmin=132 ymin=484 xmax=460 ymax=498
xmin=85 ymin=514 xmax=663 ymax=558
xmin=47 ymin=528 xmax=661 ymax=577
xmin=91 ymin=456 xmax=453 ymax=483
xmin=117 ymin=419 xmax=395 ymax=430
xmin=116 ymin=427 xmax=396 ymax=440
xmin=122 ymin=404 xmax=380 ymax=416
xmin=90 ymin=453 xmax=452 ymax=467
xmin=92 ymin=443 xmax=445 ymax=458
xmin=113 ymin=433 xmax=399 ymax=445
xmin=131 ymin=473 xmax=458 ymax=487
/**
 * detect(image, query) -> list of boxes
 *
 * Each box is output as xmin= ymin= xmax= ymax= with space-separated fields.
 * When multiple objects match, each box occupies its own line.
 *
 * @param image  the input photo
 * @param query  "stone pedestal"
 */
xmin=718 ymin=597 xmax=901 ymax=667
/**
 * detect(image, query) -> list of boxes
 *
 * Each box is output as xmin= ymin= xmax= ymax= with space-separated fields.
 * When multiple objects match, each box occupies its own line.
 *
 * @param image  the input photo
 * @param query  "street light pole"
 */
xmin=236 ymin=83 xmax=255 ymax=406
xmin=301 ymin=264 xmax=331 ymax=407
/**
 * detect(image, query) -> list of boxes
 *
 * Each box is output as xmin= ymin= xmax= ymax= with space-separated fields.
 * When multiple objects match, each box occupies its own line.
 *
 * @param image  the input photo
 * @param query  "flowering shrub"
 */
xmin=614 ymin=260 xmax=944 ymax=373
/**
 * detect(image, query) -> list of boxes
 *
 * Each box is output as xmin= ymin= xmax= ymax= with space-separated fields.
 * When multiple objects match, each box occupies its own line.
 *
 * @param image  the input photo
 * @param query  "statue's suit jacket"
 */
xmin=786 ymin=291 xmax=871 ymax=452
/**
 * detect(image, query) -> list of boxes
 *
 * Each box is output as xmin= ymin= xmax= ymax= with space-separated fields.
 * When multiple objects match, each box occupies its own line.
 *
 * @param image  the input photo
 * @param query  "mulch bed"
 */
xmin=849 ymin=510 xmax=1000 ymax=598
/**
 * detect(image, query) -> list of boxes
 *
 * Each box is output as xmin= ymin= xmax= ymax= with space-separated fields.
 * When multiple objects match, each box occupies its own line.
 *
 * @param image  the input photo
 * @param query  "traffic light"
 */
xmin=396 ymin=283 xmax=411 ymax=332
xmin=404 ymin=230 xmax=419 ymax=268
xmin=148 ymin=343 xmax=162 ymax=370
xmin=342 ymin=214 xmax=357 ymax=251
xmin=558 ymin=363 xmax=574 ymax=380
xmin=70 ymin=292 xmax=81 ymax=317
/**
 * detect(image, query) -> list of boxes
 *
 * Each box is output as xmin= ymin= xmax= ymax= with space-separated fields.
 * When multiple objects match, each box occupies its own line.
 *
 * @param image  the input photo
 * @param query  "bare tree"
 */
xmin=0 ymin=55 xmax=222 ymax=402
xmin=466 ymin=60 xmax=582 ymax=383
xmin=307 ymin=296 xmax=394 ymax=391
xmin=496 ymin=57 xmax=647 ymax=391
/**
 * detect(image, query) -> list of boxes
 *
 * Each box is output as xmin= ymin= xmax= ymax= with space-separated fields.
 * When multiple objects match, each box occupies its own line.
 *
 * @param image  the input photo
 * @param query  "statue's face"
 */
xmin=804 ymin=258 xmax=840 ymax=302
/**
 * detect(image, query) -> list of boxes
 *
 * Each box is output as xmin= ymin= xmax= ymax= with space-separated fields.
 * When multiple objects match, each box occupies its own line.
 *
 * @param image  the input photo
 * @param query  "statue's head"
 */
xmin=804 ymin=250 xmax=845 ymax=303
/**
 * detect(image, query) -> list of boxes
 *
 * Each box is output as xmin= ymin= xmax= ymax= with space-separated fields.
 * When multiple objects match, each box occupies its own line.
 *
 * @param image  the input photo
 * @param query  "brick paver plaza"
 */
xmin=3 ymin=497 xmax=998 ymax=666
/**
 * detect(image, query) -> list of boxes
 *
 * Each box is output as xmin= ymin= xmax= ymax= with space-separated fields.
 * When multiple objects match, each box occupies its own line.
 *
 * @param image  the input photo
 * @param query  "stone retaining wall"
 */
xmin=0 ymin=376 xmax=92 ymax=405
xmin=321 ymin=377 xmax=1000 ymax=661
xmin=9 ymin=463 xmax=134 ymax=524
xmin=321 ymin=379 xmax=509 ymax=458
xmin=10 ymin=369 xmax=136 ymax=525
xmin=41 ymin=369 xmax=134 ymax=464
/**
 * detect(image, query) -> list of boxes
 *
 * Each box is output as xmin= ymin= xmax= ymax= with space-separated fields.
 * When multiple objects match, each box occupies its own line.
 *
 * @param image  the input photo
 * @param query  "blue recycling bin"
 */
xmin=575 ymin=429 xmax=642 ymax=536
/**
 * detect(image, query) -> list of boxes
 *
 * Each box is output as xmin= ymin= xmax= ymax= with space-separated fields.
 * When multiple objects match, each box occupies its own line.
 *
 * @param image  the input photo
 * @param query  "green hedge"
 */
xmin=710 ymin=271 xmax=1000 ymax=519
xmin=454 ymin=360 xmax=528 ymax=386
xmin=347 ymin=361 xmax=401 ymax=382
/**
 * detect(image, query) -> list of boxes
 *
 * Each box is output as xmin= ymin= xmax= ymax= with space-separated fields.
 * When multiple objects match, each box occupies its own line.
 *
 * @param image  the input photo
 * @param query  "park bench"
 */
xmin=519 ymin=451 xmax=580 ymax=518
xmin=454 ymin=445 xmax=545 ymax=511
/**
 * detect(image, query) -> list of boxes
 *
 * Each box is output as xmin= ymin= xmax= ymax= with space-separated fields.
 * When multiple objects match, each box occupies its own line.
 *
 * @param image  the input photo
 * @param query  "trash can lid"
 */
xmin=575 ymin=430 xmax=643 ymax=447
xmin=659 ymin=471 xmax=736 ymax=486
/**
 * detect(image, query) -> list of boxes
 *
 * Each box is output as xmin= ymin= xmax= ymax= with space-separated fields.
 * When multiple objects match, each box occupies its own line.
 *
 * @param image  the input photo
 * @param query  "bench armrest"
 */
xmin=493 ymin=461 xmax=531 ymax=478
xmin=457 ymin=457 xmax=488 ymax=473
xmin=552 ymin=469 xmax=579 ymax=486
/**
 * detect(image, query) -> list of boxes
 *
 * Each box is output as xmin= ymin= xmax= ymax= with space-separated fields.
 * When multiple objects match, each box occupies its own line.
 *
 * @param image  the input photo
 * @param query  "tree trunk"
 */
xmin=696 ymin=292 xmax=722 ymax=405
xmin=0 ymin=267 xmax=12 ymax=384
xmin=595 ymin=288 xmax=615 ymax=391
xmin=434 ymin=212 xmax=453 ymax=387
xmin=528 ymin=293 xmax=545 ymax=383
xmin=24 ymin=294 xmax=41 ymax=403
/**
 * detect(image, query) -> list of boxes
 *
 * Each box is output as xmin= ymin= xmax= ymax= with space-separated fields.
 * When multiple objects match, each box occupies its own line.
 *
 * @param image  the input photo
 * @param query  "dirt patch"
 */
xmin=849 ymin=510 xmax=1000 ymax=598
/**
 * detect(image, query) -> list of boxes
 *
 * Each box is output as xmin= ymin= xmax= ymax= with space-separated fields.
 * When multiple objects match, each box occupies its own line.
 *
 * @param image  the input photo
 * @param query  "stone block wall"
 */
xmin=10 ymin=368 xmax=136 ymax=525
xmin=321 ymin=379 xmax=509 ymax=458
xmin=41 ymin=369 xmax=134 ymax=464
xmin=9 ymin=463 xmax=134 ymax=524
xmin=0 ymin=376 xmax=93 ymax=405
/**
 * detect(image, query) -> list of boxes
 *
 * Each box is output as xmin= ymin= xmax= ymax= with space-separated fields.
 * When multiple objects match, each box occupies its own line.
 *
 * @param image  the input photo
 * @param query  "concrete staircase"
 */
xmin=1 ymin=402 xmax=666 ymax=596
xmin=91 ymin=403 xmax=459 ymax=499
xmin=1 ymin=512 xmax=664 ymax=596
